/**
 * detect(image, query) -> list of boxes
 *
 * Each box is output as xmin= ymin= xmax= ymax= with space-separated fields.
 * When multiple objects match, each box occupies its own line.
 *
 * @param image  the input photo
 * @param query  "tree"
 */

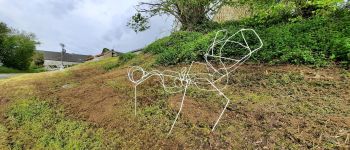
xmin=127 ymin=13 xmax=150 ymax=33
xmin=128 ymin=0 xmax=228 ymax=32
xmin=0 ymin=22 xmax=10 ymax=62
xmin=0 ymin=33 xmax=37 ymax=70
xmin=0 ymin=22 xmax=38 ymax=70
xmin=102 ymin=48 xmax=111 ymax=54
xmin=0 ymin=22 xmax=10 ymax=35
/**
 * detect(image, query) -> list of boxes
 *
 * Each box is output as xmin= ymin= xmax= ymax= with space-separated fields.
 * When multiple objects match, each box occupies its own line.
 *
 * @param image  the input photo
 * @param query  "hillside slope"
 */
xmin=0 ymin=55 xmax=349 ymax=149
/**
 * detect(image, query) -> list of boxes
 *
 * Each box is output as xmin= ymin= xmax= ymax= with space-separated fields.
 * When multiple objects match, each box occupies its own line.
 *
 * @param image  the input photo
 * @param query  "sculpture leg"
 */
xmin=168 ymin=82 xmax=189 ymax=136
xmin=209 ymin=82 xmax=231 ymax=131
xmin=134 ymin=85 xmax=137 ymax=116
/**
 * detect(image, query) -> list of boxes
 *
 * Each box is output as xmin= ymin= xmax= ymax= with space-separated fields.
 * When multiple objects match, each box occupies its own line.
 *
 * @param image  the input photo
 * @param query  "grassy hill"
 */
xmin=0 ymin=55 xmax=349 ymax=149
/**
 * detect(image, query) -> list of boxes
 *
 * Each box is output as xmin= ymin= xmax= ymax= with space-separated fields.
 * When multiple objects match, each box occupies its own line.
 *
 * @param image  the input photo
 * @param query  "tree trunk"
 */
xmin=177 ymin=3 xmax=209 ymax=31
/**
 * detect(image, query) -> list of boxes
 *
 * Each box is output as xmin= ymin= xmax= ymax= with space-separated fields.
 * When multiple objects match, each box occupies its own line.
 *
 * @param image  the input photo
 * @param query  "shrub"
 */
xmin=145 ymin=31 xmax=204 ymax=54
xmin=252 ymin=10 xmax=350 ymax=67
xmin=0 ymin=22 xmax=10 ymax=35
xmin=0 ymin=34 xmax=36 ymax=70
xmin=144 ymin=9 xmax=350 ymax=67
xmin=119 ymin=52 xmax=136 ymax=63
xmin=103 ymin=53 xmax=136 ymax=71
xmin=0 ymin=22 xmax=38 ymax=70
xmin=242 ymin=2 xmax=297 ymax=27
xmin=144 ymin=31 xmax=205 ymax=65
xmin=253 ymin=11 xmax=350 ymax=66
xmin=32 ymin=51 xmax=45 ymax=67
xmin=331 ymin=37 xmax=350 ymax=67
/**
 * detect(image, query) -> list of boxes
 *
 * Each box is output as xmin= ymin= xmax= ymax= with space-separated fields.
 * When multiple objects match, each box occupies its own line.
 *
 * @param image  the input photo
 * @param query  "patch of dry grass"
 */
xmin=0 ymin=55 xmax=349 ymax=149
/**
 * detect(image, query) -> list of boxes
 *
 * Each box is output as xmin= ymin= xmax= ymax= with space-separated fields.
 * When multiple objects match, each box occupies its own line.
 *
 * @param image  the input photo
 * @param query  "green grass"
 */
xmin=2 ymin=99 xmax=110 ymax=149
xmin=143 ymin=10 xmax=350 ymax=67
xmin=0 ymin=124 xmax=9 ymax=150
xmin=27 ymin=66 xmax=47 ymax=73
xmin=0 ymin=66 xmax=23 ymax=73
xmin=0 ymin=54 xmax=348 ymax=149
xmin=0 ymin=66 xmax=46 ymax=73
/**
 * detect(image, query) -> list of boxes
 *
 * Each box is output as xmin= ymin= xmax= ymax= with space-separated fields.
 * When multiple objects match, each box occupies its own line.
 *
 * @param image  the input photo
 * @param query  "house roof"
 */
xmin=37 ymin=50 xmax=92 ymax=63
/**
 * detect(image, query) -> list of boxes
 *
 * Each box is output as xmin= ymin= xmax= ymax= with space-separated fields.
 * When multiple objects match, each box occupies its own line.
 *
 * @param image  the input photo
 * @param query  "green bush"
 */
xmin=0 ymin=34 xmax=36 ymax=70
xmin=104 ymin=53 xmax=137 ymax=71
xmin=119 ymin=52 xmax=136 ymax=63
xmin=0 ymin=22 xmax=37 ymax=70
xmin=145 ymin=31 xmax=204 ymax=54
xmin=32 ymin=51 xmax=45 ymax=67
xmin=253 ymin=11 xmax=350 ymax=66
xmin=144 ymin=9 xmax=350 ymax=67
xmin=144 ymin=31 xmax=206 ymax=65
xmin=331 ymin=37 xmax=350 ymax=67
xmin=242 ymin=3 xmax=297 ymax=27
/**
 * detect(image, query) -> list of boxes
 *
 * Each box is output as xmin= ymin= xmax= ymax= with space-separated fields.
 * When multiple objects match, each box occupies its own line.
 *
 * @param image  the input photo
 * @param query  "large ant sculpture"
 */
xmin=128 ymin=29 xmax=263 ymax=135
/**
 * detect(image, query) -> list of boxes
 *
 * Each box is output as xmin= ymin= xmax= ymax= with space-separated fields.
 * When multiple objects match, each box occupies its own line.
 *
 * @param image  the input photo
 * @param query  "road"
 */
xmin=0 ymin=74 xmax=21 ymax=79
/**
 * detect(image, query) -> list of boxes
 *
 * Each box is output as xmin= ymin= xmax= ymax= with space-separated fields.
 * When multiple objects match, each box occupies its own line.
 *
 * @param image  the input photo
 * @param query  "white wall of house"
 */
xmin=44 ymin=60 xmax=80 ymax=70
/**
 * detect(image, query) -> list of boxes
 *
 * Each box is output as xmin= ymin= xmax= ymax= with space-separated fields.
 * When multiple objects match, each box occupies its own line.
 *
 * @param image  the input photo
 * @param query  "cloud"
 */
xmin=0 ymin=0 xmax=174 ymax=55
xmin=45 ymin=0 xmax=81 ymax=17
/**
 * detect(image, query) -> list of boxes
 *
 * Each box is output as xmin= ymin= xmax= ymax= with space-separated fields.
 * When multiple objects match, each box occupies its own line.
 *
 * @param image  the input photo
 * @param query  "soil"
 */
xmin=0 ymin=62 xmax=349 ymax=149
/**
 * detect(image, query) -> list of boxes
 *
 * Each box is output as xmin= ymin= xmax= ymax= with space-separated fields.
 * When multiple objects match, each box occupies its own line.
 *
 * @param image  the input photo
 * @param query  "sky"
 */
xmin=0 ymin=0 xmax=174 ymax=55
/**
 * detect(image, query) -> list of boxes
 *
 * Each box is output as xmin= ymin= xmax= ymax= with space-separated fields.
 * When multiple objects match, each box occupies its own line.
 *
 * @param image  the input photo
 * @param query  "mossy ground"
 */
xmin=0 ymin=55 xmax=349 ymax=149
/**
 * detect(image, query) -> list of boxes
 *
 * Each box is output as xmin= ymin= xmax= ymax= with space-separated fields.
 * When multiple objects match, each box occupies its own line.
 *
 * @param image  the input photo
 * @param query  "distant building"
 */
xmin=91 ymin=48 xmax=143 ymax=61
xmin=92 ymin=49 xmax=123 ymax=61
xmin=37 ymin=50 xmax=92 ymax=70
xmin=98 ymin=49 xmax=123 ymax=58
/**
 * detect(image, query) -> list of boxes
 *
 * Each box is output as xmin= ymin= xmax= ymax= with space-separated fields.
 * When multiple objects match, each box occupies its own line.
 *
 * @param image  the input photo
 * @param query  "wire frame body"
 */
xmin=128 ymin=29 xmax=263 ymax=135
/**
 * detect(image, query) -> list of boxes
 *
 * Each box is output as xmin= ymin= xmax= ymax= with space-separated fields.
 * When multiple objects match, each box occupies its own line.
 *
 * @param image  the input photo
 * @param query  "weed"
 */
xmin=119 ymin=53 xmax=136 ymax=63
xmin=103 ymin=53 xmax=137 ymax=71
xmin=0 ymin=124 xmax=9 ymax=150
xmin=3 ymin=99 xmax=111 ymax=149
xmin=144 ymin=10 xmax=350 ymax=67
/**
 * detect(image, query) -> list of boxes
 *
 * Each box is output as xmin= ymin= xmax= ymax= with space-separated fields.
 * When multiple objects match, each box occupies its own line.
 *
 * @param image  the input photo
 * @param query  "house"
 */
xmin=91 ymin=48 xmax=143 ymax=61
xmin=95 ymin=49 xmax=123 ymax=58
xmin=37 ymin=50 xmax=92 ymax=70
xmin=92 ymin=49 xmax=123 ymax=61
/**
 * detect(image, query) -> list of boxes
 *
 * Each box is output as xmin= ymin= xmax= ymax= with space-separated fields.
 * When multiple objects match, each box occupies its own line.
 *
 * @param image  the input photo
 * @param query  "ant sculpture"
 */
xmin=128 ymin=29 xmax=263 ymax=135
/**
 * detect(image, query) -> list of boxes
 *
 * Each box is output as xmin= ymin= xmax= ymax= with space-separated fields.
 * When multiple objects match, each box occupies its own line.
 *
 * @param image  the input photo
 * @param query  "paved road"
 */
xmin=0 ymin=74 xmax=21 ymax=79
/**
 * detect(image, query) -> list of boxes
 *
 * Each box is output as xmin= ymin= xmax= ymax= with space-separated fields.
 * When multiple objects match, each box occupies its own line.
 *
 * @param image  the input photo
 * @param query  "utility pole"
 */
xmin=112 ymin=49 xmax=115 ymax=57
xmin=59 ymin=43 xmax=66 ymax=69
xmin=112 ymin=45 xmax=115 ymax=57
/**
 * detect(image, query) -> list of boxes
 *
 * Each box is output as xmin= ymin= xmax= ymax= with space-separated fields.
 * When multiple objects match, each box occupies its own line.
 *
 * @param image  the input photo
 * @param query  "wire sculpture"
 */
xmin=128 ymin=29 xmax=263 ymax=135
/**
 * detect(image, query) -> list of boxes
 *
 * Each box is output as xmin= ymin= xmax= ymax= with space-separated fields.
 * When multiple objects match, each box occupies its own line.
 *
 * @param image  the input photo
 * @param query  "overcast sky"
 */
xmin=0 ymin=0 xmax=174 ymax=55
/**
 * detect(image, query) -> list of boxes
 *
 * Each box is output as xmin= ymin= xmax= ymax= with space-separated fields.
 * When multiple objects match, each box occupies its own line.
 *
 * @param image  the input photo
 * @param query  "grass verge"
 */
xmin=1 ymin=99 xmax=120 ymax=149
xmin=0 ymin=66 xmax=23 ymax=73
xmin=0 ymin=66 xmax=46 ymax=73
